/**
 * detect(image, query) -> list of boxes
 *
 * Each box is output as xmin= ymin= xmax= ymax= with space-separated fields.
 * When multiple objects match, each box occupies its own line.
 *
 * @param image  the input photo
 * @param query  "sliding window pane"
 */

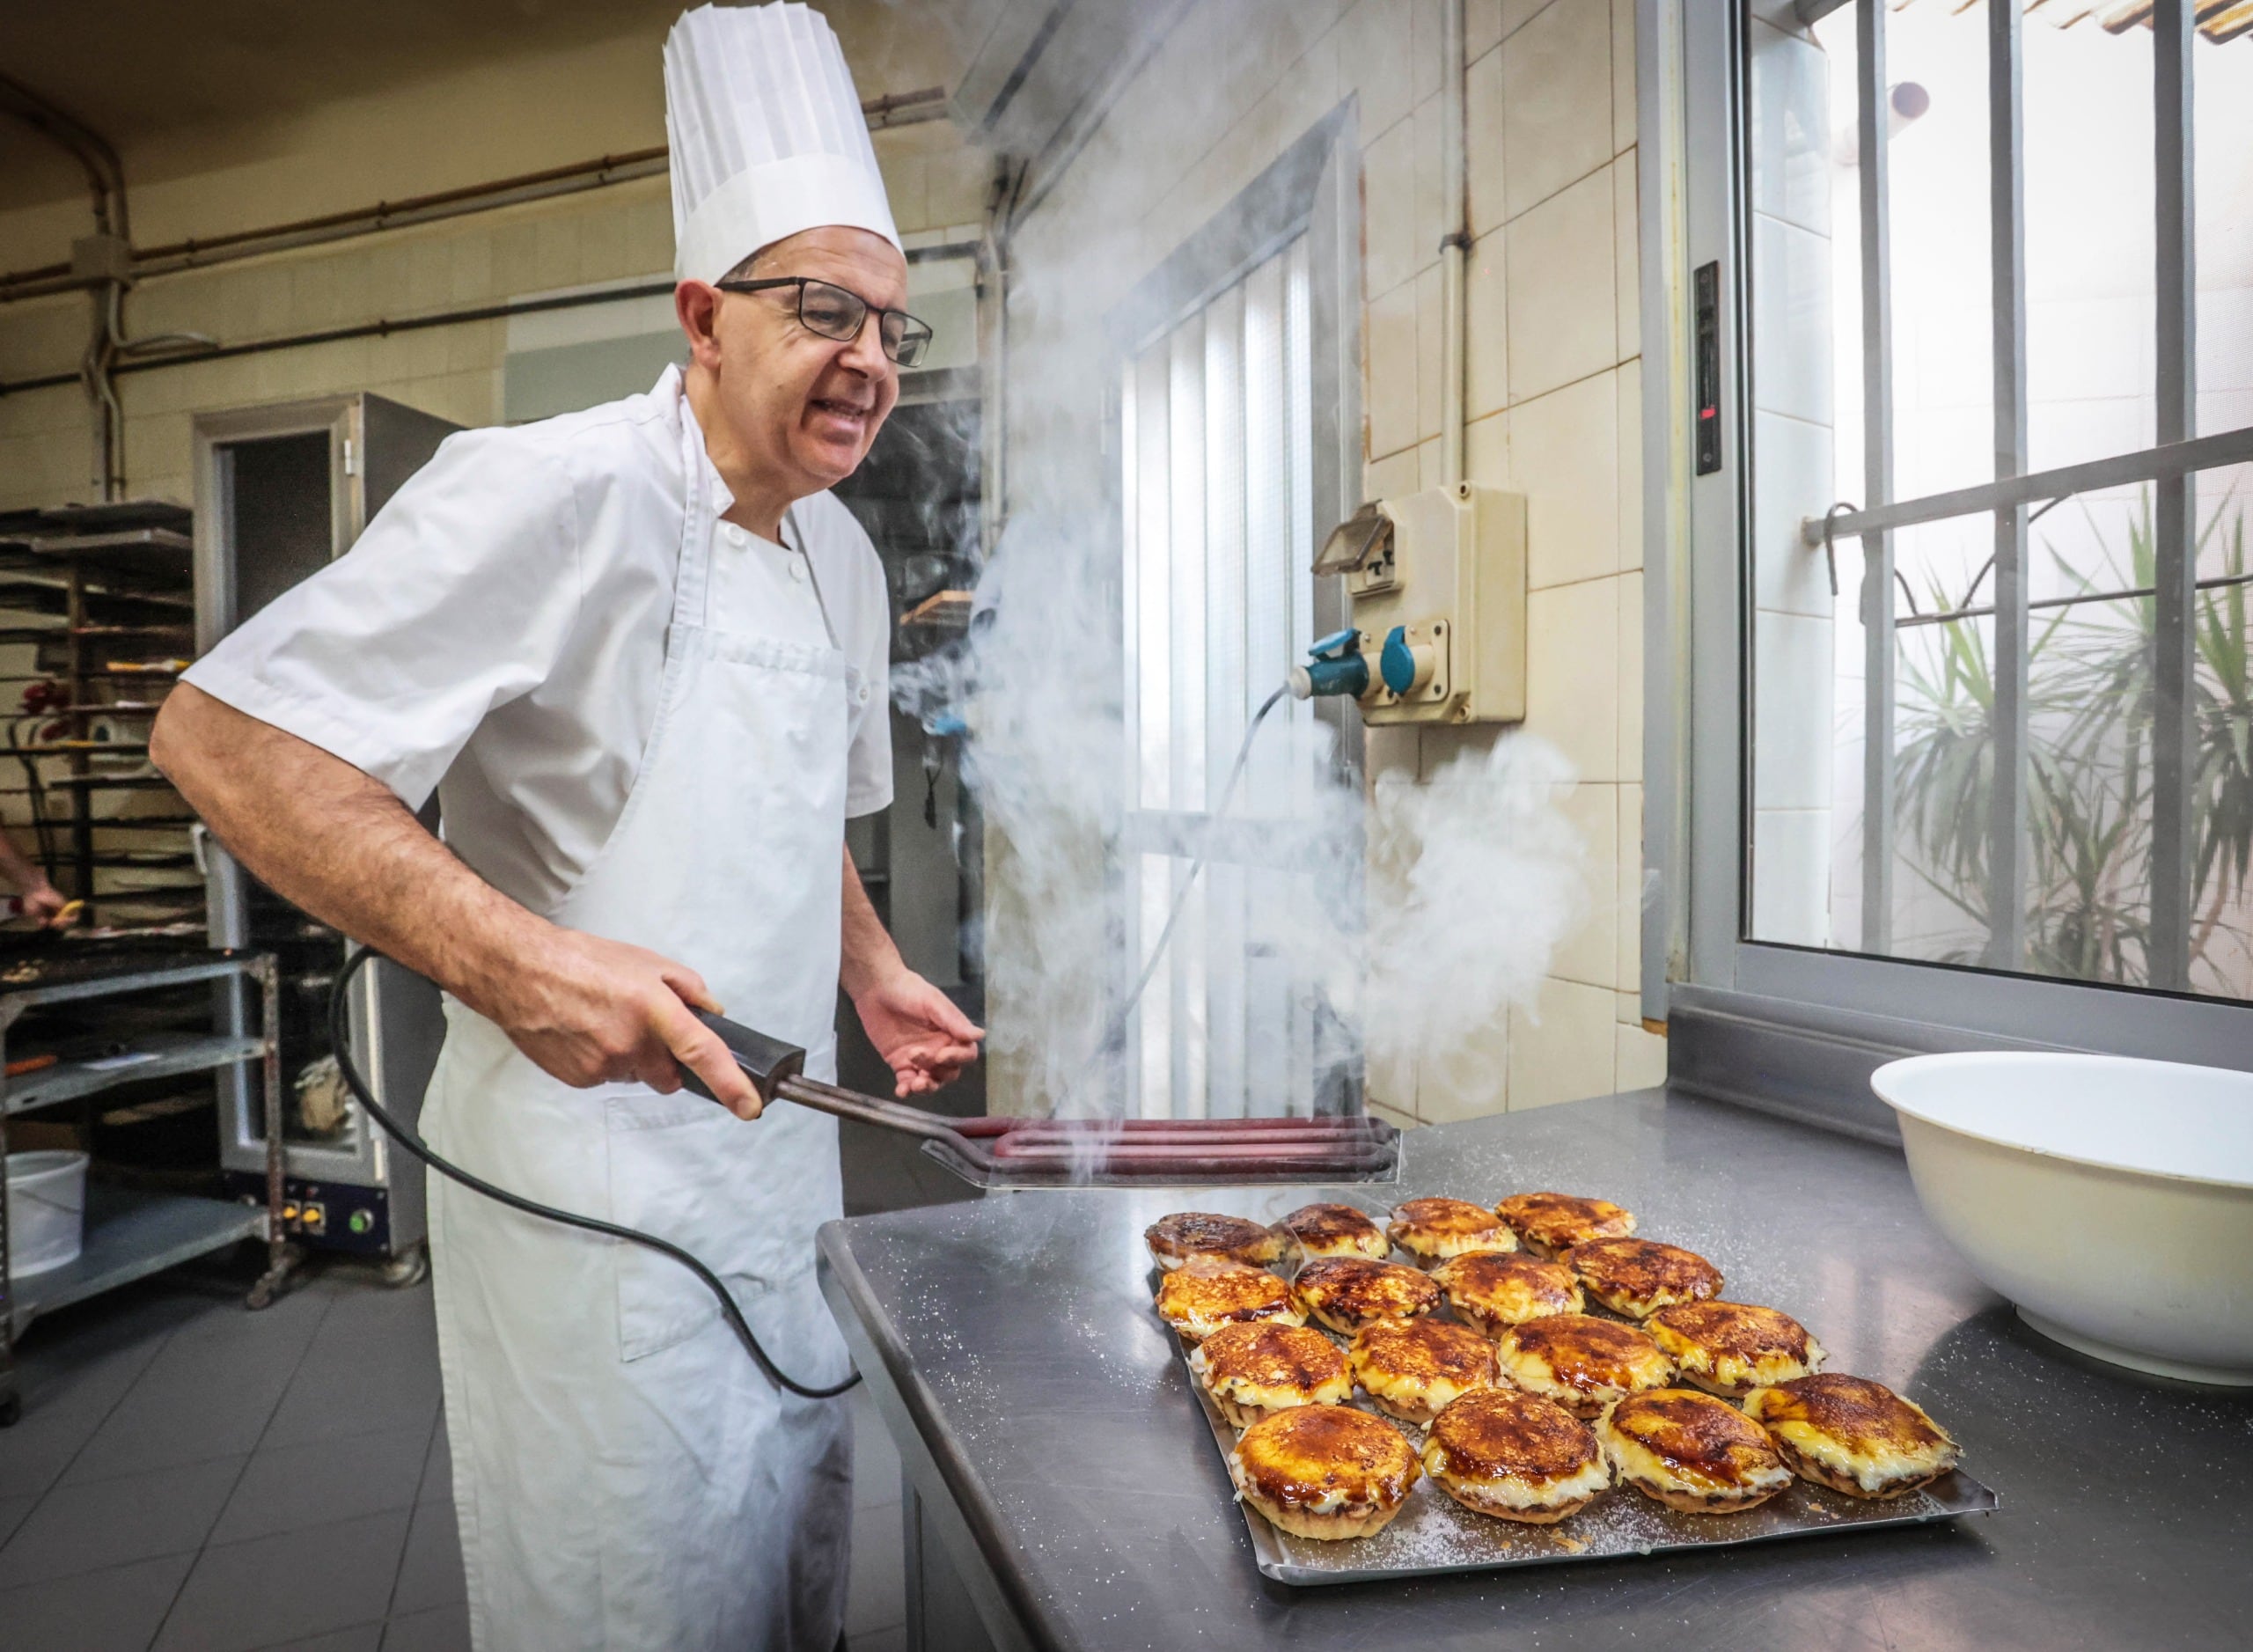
xmin=2189 ymin=463 xmax=2253 ymax=999
xmin=2194 ymin=26 xmax=2253 ymax=443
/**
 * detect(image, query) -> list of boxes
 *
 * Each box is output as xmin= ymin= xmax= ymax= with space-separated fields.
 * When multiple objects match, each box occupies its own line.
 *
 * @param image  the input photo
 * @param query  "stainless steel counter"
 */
xmin=817 ymin=1088 xmax=2253 ymax=1651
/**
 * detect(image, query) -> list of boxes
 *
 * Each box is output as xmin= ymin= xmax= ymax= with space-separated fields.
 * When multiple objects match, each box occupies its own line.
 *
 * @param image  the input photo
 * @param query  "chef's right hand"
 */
xmin=500 ymin=929 xmax=764 ymax=1119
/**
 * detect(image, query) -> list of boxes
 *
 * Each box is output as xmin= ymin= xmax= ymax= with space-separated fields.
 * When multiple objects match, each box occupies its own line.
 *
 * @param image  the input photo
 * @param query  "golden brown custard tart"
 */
xmin=1742 ymin=1374 xmax=1960 ymax=1499
xmin=1566 ymin=1237 xmax=1724 ymax=1319
xmin=1494 ymin=1313 xmax=1675 ymax=1419
xmin=1227 ymin=1405 xmax=1420 ymax=1540
xmin=1645 ymin=1302 xmax=1824 ymax=1397
xmin=1430 ymin=1251 xmax=1584 ymax=1334
xmin=1493 ymin=1193 xmax=1636 ymax=1256
xmin=1154 ymin=1259 xmax=1300 ymax=1343
xmin=1188 ymin=1321 xmax=1353 ymax=1428
xmin=1347 ymin=1318 xmax=1500 ymax=1425
xmin=1274 ymin=1201 xmax=1391 ymax=1261
xmin=1599 ymin=1388 xmax=1794 ymax=1513
xmin=1288 ymin=1256 xmax=1442 ymax=1335
xmin=1145 ymin=1211 xmax=1285 ymax=1271
xmin=1420 ymin=1389 xmax=1611 ymax=1524
xmin=1384 ymin=1197 xmax=1518 ymax=1266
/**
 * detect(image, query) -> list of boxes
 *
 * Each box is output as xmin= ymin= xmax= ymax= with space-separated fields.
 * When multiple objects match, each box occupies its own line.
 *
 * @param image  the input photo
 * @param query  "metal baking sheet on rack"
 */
xmin=919 ymin=1137 xmax=1402 ymax=1190
xmin=1150 ymin=1194 xmax=1997 ymax=1586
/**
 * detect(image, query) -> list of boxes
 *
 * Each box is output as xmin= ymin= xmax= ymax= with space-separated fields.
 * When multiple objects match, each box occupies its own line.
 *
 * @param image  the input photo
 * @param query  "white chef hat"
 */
xmin=664 ymin=3 xmax=901 ymax=285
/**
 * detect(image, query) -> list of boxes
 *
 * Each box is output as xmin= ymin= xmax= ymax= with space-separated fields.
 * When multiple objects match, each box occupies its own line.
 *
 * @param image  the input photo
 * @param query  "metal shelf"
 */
xmin=3 ymin=1032 xmax=264 ymax=1116
xmin=8 ymin=1185 xmax=264 ymax=1334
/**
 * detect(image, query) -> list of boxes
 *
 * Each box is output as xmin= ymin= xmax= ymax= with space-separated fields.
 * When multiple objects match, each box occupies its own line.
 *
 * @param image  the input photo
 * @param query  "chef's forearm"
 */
xmin=837 ymin=844 xmax=904 ymax=999
xmin=151 ymin=683 xmax=550 ymax=1017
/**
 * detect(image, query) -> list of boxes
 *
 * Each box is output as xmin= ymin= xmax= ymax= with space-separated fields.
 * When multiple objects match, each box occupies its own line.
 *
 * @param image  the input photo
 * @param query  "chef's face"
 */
xmin=694 ymin=226 xmax=906 ymax=495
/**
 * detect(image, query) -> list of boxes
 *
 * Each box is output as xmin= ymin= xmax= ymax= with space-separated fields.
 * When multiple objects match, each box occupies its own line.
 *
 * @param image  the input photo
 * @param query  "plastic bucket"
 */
xmin=6 ymin=1149 xmax=88 ymax=1279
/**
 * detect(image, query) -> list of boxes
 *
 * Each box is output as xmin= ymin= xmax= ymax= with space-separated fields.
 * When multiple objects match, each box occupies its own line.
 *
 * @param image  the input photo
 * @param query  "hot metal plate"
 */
xmin=919 ymin=1133 xmax=1402 ymax=1190
xmin=1152 ymin=1220 xmax=1998 ymax=1585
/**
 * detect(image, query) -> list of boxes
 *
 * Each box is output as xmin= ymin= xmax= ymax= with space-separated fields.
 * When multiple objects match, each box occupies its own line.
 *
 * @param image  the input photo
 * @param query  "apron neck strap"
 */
xmin=673 ymin=381 xmax=716 ymax=631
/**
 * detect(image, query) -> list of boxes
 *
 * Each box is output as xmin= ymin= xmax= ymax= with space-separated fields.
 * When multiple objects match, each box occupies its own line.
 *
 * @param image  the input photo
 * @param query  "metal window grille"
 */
xmin=1792 ymin=0 xmax=2253 ymax=996
xmin=1119 ymin=237 xmax=1330 ymax=1118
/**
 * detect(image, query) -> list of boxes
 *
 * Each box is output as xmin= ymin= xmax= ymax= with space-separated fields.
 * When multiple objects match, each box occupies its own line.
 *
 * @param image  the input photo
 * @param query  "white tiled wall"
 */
xmin=998 ymin=0 xmax=1652 ymax=1122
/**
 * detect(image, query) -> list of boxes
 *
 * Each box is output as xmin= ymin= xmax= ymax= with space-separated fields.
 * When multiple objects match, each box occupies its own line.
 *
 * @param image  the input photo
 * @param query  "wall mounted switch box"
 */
xmin=1310 ymin=484 xmax=1526 ymax=725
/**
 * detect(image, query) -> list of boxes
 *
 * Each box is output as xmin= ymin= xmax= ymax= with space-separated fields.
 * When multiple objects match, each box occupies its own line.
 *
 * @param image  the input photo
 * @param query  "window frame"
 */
xmin=1645 ymin=0 xmax=2253 ymax=1134
xmin=1103 ymin=106 xmax=1366 ymax=1118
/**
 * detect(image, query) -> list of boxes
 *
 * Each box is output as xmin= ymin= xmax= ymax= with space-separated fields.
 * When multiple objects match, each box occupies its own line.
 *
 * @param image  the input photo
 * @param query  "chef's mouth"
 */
xmin=811 ymin=397 xmax=872 ymax=422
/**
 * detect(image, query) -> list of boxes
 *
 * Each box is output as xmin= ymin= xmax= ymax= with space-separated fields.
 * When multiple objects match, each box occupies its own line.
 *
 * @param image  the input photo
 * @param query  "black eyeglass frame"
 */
xmin=715 ymin=275 xmax=935 ymax=368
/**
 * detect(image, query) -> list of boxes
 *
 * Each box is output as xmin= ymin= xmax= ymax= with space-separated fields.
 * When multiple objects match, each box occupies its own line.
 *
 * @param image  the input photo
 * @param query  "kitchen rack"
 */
xmin=0 ymin=501 xmax=203 ymax=937
xmin=0 ymin=950 xmax=288 ymax=1428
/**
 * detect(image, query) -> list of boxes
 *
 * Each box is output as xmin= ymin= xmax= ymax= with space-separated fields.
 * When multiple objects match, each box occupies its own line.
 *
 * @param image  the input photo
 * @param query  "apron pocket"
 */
xmin=604 ymin=1093 xmax=841 ymax=1363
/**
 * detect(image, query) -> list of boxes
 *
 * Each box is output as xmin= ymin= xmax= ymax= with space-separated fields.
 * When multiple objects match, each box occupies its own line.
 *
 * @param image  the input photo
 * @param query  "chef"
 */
xmin=148 ymin=5 xmax=980 ymax=1648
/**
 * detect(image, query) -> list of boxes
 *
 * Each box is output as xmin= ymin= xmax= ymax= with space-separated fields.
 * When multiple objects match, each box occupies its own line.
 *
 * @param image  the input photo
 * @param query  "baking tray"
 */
xmin=1150 ymin=1192 xmax=1998 ymax=1585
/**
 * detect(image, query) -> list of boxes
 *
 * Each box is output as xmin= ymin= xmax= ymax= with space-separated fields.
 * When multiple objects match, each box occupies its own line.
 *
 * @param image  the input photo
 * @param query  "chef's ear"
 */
xmin=676 ymin=280 xmax=726 ymax=372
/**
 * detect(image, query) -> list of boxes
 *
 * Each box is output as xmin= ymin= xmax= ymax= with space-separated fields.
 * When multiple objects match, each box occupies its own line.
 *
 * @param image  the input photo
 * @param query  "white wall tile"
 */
xmin=1751 ymin=807 xmax=1831 ymax=947
xmin=1748 ymin=19 xmax=1831 ymax=238
xmin=1366 ymin=281 xmax=1421 ymax=458
xmin=1415 ymin=261 xmax=1445 ymax=444
xmin=1363 ymin=118 xmax=1420 ymax=301
xmin=1613 ymin=154 xmax=1640 ymax=362
xmin=1617 ymin=781 xmax=1644 ymax=991
xmin=1752 ymin=409 xmax=1836 ymax=617
xmin=1506 ymin=169 xmax=1617 ymax=401
xmin=1467 ymin=0 xmax=1504 ymax=62
xmin=1366 ymin=444 xmax=1420 ymax=506
xmin=1466 ymin=231 xmax=1508 ymax=419
xmin=1501 ymin=0 xmax=1552 ymax=41
xmin=1510 ymin=369 xmax=1618 ymax=588
xmin=1466 ymin=407 xmax=1509 ymax=485
xmin=1508 ymin=974 xmax=1617 ymax=1108
xmin=1752 ymin=609 xmax=1832 ymax=811
xmin=1611 ymin=0 xmax=1638 ymax=157
xmin=1526 ymin=574 xmax=1619 ymax=782
xmin=1340 ymin=0 xmax=1418 ymax=139
xmin=1466 ymin=44 xmax=1507 ymax=240
xmin=1418 ymin=1008 xmax=1511 ymax=1122
xmin=1617 ymin=356 xmax=1644 ymax=572
xmin=1751 ymin=210 xmax=1833 ymax=426
xmin=1552 ymin=782 xmax=1618 ymax=988
xmin=1501 ymin=0 xmax=1613 ymax=221
xmin=1617 ymin=568 xmax=1642 ymax=782
xmin=1614 ymin=1021 xmax=1667 ymax=1090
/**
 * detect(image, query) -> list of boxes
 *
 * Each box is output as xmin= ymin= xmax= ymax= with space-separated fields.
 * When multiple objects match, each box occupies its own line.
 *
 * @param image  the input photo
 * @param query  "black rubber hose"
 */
xmin=325 ymin=944 xmax=859 ymax=1399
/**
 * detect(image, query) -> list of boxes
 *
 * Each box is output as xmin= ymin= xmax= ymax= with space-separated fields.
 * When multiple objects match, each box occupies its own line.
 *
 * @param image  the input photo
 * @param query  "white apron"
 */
xmin=420 ymin=398 xmax=862 ymax=1652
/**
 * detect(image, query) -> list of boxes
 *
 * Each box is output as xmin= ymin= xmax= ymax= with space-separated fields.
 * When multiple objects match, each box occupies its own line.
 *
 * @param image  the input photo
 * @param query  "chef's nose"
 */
xmin=839 ymin=316 xmax=892 ymax=379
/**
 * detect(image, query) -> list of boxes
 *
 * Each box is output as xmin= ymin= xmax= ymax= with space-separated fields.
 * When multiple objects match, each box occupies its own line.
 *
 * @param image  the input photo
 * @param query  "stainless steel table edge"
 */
xmin=817 ymin=1222 xmax=1053 ymax=1652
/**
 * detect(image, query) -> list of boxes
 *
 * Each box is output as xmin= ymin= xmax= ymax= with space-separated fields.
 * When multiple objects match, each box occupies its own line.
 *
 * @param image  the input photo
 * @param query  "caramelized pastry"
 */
xmin=1645 ymin=1302 xmax=1824 ymax=1397
xmin=1494 ymin=1193 xmax=1635 ymax=1256
xmin=1599 ymin=1388 xmax=1794 ymax=1513
xmin=1146 ymin=1211 xmax=1284 ymax=1271
xmin=1385 ymin=1197 xmax=1518 ymax=1266
xmin=1227 ymin=1405 xmax=1420 ymax=1540
xmin=1420 ymin=1389 xmax=1610 ymax=1524
xmin=1742 ymin=1374 xmax=1960 ymax=1499
xmin=1348 ymin=1318 xmax=1500 ymax=1425
xmin=1494 ymin=1313 xmax=1674 ymax=1420
xmin=1154 ymin=1259 xmax=1300 ymax=1342
xmin=1566 ymin=1237 xmax=1723 ymax=1319
xmin=1188 ymin=1320 xmax=1352 ymax=1428
xmin=1288 ymin=1256 xmax=1442 ymax=1335
xmin=1274 ymin=1201 xmax=1391 ymax=1261
xmin=1430 ymin=1251 xmax=1584 ymax=1335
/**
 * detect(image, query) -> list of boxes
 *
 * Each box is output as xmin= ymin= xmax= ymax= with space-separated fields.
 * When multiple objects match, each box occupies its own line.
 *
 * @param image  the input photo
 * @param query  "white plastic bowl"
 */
xmin=1871 ymin=1051 xmax=2253 ymax=1386
xmin=6 ymin=1149 xmax=88 ymax=1279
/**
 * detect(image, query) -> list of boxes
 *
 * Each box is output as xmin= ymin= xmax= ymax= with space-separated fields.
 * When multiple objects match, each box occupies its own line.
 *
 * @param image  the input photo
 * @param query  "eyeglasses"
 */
xmin=715 ymin=275 xmax=934 ymax=369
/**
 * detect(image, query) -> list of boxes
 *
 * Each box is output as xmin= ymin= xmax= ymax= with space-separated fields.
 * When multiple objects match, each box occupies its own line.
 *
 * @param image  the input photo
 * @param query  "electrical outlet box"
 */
xmin=1344 ymin=483 xmax=1526 ymax=725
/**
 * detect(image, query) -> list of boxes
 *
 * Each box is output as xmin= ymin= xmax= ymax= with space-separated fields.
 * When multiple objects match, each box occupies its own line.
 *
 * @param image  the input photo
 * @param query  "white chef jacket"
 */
xmin=184 ymin=366 xmax=894 ymax=916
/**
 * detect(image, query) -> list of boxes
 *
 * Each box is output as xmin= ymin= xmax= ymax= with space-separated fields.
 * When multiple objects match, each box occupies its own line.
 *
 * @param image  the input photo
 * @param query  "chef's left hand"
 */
xmin=851 ymin=966 xmax=984 ymax=1098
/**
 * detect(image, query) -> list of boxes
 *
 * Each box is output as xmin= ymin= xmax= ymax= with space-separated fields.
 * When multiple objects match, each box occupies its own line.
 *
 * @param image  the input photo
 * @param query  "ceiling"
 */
xmin=0 ymin=0 xmax=987 ymax=216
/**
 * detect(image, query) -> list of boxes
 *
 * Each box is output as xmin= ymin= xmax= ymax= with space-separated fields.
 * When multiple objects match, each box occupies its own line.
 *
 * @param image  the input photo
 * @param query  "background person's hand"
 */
xmin=18 ymin=881 xmax=69 ymax=928
xmin=851 ymin=965 xmax=984 ymax=1098
xmin=495 ymin=929 xmax=764 ymax=1119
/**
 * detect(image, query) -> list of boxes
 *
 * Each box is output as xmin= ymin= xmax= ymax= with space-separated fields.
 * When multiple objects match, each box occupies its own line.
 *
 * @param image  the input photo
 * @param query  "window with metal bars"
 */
xmin=1744 ymin=0 xmax=2253 ymax=1002
xmin=1118 ymin=239 xmax=1346 ymax=1118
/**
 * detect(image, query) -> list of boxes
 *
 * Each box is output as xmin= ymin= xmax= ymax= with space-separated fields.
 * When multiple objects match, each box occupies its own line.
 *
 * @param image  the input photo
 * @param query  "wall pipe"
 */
xmin=1439 ymin=0 xmax=1468 ymax=489
xmin=0 ymin=89 xmax=950 ymax=304
xmin=0 ymin=72 xmax=128 ymax=243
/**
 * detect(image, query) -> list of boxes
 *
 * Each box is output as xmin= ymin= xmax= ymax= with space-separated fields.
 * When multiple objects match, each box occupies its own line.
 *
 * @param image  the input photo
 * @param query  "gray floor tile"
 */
xmin=387 ymin=1500 xmax=464 ymax=1618
xmin=0 ymin=1314 xmax=180 ymax=1501
xmin=0 ymin=1550 xmax=194 ymax=1652
xmin=0 ymin=1454 xmax=246 ymax=1590
xmin=378 ymin=1602 xmax=470 ymax=1652
xmin=844 ymin=1495 xmax=906 ymax=1639
xmin=152 ymin=1507 xmax=412 ymax=1652
xmin=848 ymin=1626 xmax=907 ymax=1652
xmin=415 ymin=1422 xmax=449 ymax=1507
xmin=209 ymin=1422 xmax=429 ymax=1546
xmin=253 ymin=1627 xmax=383 ymax=1652
xmin=259 ymin=1291 xmax=440 ymax=1452
xmin=0 ymin=1492 xmax=32 ymax=1548
xmin=63 ymin=1327 xmax=307 ymax=1485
